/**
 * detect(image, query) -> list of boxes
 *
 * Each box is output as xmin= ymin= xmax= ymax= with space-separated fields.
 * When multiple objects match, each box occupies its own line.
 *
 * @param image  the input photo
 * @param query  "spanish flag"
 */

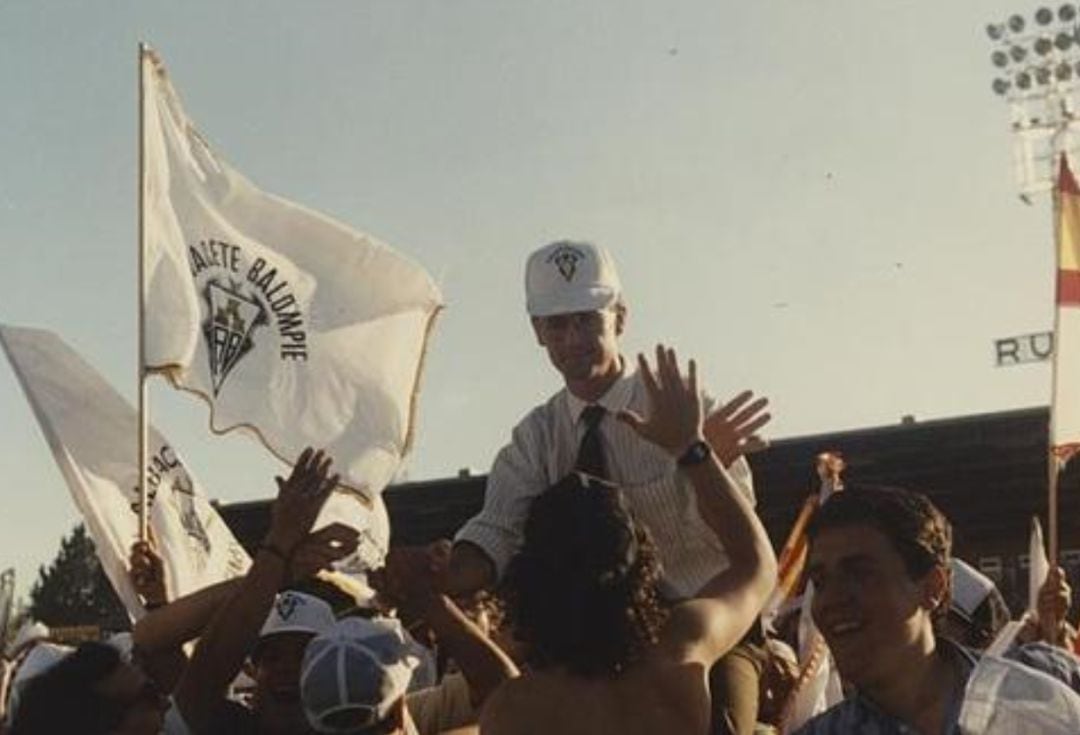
xmin=1051 ymin=156 xmax=1080 ymax=463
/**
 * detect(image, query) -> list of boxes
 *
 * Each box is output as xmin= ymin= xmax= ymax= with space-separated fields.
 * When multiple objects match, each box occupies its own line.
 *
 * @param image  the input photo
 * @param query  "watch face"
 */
xmin=680 ymin=441 xmax=710 ymax=465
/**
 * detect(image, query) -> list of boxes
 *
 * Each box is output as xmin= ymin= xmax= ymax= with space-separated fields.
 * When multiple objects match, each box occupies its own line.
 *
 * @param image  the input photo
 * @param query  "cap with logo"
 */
xmin=300 ymin=617 xmax=421 ymax=733
xmin=525 ymin=240 xmax=622 ymax=317
xmin=260 ymin=590 xmax=337 ymax=640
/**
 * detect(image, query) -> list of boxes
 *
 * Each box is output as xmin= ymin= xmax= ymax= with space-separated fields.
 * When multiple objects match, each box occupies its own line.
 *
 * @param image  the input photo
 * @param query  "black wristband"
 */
xmin=144 ymin=601 xmax=165 ymax=611
xmin=677 ymin=440 xmax=712 ymax=467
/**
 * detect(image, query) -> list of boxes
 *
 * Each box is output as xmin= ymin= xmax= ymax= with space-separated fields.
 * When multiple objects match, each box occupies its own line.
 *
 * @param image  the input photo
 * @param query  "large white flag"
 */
xmin=0 ymin=325 xmax=250 ymax=618
xmin=141 ymin=47 xmax=443 ymax=496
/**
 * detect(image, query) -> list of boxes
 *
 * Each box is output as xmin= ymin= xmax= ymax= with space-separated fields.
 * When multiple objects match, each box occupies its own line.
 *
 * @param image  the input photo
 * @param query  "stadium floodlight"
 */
xmin=985 ymin=6 xmax=1080 ymax=197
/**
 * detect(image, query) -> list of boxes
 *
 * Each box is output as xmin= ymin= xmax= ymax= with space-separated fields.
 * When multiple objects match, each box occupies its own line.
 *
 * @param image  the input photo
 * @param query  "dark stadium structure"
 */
xmin=219 ymin=406 xmax=1080 ymax=616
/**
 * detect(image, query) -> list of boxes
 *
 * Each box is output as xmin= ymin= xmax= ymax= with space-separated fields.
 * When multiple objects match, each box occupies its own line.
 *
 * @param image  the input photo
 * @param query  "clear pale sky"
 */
xmin=0 ymin=1 xmax=1058 ymax=598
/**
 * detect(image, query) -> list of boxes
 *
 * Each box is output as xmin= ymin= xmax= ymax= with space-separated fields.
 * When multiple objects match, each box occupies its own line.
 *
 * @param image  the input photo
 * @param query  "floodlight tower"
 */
xmin=987 ymin=5 xmax=1080 ymax=200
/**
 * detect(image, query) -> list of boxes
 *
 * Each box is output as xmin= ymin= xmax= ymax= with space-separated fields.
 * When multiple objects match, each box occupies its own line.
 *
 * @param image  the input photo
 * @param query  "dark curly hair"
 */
xmin=807 ymin=485 xmax=953 ymax=619
xmin=502 ymin=473 xmax=668 ymax=677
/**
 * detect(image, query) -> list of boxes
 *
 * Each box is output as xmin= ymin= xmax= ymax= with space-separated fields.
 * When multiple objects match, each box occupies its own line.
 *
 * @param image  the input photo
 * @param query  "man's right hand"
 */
xmin=703 ymin=390 xmax=771 ymax=467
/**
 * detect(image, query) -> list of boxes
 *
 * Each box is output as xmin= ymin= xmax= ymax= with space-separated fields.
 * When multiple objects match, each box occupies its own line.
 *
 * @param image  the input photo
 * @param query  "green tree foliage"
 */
xmin=29 ymin=525 xmax=128 ymax=631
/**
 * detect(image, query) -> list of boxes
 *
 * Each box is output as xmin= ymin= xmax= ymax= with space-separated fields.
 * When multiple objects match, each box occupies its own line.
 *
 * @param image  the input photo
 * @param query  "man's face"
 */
xmin=94 ymin=661 xmax=167 ymax=735
xmin=532 ymin=307 xmax=624 ymax=386
xmin=807 ymin=524 xmax=943 ymax=689
xmin=253 ymin=632 xmax=314 ymax=731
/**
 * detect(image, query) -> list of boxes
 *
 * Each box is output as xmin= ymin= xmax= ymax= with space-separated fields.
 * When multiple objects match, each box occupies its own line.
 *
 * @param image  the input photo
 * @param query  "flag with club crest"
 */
xmin=141 ymin=47 xmax=442 ymax=497
xmin=0 ymin=324 xmax=250 ymax=618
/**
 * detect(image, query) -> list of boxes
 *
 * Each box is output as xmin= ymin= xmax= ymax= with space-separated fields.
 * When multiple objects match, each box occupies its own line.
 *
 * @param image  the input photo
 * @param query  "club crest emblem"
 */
xmin=547 ymin=245 xmax=586 ymax=282
xmin=201 ymin=279 xmax=268 ymax=396
xmin=171 ymin=472 xmax=212 ymax=555
xmin=275 ymin=593 xmax=303 ymax=620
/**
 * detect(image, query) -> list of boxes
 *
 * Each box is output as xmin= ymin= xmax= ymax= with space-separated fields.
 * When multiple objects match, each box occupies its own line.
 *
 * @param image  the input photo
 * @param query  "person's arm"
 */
xmin=446 ymin=542 xmax=496 ymax=597
xmin=382 ymin=542 xmax=518 ymax=710
xmin=449 ymin=419 xmax=549 ymax=595
xmin=618 ymin=346 xmax=777 ymax=666
xmin=174 ymin=448 xmax=358 ymax=734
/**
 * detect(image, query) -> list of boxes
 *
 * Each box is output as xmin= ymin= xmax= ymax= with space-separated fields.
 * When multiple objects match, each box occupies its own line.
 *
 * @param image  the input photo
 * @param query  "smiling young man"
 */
xmin=797 ymin=486 xmax=1080 ymax=734
xmin=448 ymin=240 xmax=770 ymax=733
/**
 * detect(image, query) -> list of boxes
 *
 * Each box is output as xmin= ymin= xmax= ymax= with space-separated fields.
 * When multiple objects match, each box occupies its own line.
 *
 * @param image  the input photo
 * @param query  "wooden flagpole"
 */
xmin=137 ymin=43 xmax=149 ymax=541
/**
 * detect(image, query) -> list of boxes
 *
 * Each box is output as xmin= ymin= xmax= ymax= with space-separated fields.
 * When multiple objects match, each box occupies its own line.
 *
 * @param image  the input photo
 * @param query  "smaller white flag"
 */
xmin=0 ymin=325 xmax=250 ymax=618
xmin=1029 ymin=516 xmax=1050 ymax=615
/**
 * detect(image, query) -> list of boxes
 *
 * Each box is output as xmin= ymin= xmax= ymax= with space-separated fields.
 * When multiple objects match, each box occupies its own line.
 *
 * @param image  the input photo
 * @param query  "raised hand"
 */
xmin=617 ymin=344 xmax=704 ymax=458
xmin=130 ymin=538 xmax=167 ymax=607
xmin=289 ymin=523 xmax=360 ymax=581
xmin=703 ymin=390 xmax=771 ymax=467
xmin=264 ymin=447 xmax=340 ymax=557
xmin=374 ymin=540 xmax=452 ymax=612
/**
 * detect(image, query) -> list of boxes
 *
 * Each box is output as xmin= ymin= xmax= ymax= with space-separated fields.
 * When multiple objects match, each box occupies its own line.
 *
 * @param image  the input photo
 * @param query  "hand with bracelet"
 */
xmin=261 ymin=447 xmax=358 ymax=579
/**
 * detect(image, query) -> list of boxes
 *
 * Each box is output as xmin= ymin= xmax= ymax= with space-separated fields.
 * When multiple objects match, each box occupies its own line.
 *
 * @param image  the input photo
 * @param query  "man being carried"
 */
xmin=480 ymin=346 xmax=777 ymax=735
xmin=449 ymin=241 xmax=770 ymax=732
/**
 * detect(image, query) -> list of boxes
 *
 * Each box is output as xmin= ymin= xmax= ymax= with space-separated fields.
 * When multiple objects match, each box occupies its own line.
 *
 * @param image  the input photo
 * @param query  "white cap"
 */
xmin=950 ymin=558 xmax=997 ymax=620
xmin=301 ymin=617 xmax=420 ymax=733
xmin=525 ymin=241 xmax=622 ymax=317
xmin=260 ymin=591 xmax=336 ymax=640
xmin=6 ymin=621 xmax=49 ymax=658
xmin=7 ymin=642 xmax=73 ymax=722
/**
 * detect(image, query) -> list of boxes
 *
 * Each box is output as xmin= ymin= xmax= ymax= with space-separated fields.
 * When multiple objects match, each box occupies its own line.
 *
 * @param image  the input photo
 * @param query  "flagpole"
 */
xmin=137 ymin=43 xmax=149 ymax=542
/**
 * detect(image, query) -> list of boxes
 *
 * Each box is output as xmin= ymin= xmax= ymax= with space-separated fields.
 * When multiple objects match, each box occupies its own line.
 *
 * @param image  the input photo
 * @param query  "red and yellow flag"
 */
xmin=1051 ymin=157 xmax=1080 ymax=463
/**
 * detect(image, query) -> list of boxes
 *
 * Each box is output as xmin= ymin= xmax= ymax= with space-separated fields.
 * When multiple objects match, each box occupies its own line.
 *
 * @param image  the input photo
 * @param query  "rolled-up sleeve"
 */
xmin=455 ymin=418 xmax=549 ymax=581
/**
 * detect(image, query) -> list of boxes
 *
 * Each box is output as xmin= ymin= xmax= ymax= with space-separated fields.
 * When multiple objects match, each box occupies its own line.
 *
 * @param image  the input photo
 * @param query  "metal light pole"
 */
xmin=987 ymin=5 xmax=1080 ymax=200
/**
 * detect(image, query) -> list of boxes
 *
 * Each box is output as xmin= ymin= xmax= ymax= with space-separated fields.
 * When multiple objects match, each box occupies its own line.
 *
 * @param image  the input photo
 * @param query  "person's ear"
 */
xmin=531 ymin=317 xmax=545 ymax=346
xmin=922 ymin=564 xmax=950 ymax=615
xmin=614 ymin=303 xmax=627 ymax=336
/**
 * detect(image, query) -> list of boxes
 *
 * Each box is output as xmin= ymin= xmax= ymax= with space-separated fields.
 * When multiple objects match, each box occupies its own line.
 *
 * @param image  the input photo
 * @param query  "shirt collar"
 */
xmin=565 ymin=357 xmax=635 ymax=423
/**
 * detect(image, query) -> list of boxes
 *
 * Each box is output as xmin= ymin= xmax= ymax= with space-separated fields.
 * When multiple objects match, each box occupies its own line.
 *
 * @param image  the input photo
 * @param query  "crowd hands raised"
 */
xmin=6 ymin=344 xmax=1080 ymax=735
xmin=4 ymin=347 xmax=1080 ymax=734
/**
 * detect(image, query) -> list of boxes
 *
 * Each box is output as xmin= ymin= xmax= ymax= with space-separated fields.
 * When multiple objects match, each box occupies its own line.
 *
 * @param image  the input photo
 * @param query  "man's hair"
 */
xmin=11 ymin=641 xmax=127 ymax=735
xmin=808 ymin=485 xmax=952 ymax=581
xmin=502 ymin=473 xmax=668 ymax=677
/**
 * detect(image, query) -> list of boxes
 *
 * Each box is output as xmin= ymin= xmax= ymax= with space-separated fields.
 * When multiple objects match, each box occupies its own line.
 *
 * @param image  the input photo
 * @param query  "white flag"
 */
xmin=1029 ymin=516 xmax=1050 ymax=614
xmin=141 ymin=48 xmax=443 ymax=497
xmin=0 ymin=325 xmax=250 ymax=618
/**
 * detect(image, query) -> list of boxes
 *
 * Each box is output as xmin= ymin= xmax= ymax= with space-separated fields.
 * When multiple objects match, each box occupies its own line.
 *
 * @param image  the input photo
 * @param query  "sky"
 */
xmin=0 ymin=1 xmax=1063 ymax=599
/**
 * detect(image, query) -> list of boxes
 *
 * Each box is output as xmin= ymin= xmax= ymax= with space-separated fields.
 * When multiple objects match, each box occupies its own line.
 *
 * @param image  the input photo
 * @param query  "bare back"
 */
xmin=480 ymin=654 xmax=711 ymax=735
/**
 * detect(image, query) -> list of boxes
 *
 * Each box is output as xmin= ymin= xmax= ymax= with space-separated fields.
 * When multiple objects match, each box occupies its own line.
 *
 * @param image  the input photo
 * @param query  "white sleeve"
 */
xmin=454 ymin=416 xmax=550 ymax=581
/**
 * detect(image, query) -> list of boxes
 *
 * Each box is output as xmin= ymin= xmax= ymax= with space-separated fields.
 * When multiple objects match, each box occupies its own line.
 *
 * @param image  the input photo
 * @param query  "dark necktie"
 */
xmin=575 ymin=404 xmax=608 ymax=480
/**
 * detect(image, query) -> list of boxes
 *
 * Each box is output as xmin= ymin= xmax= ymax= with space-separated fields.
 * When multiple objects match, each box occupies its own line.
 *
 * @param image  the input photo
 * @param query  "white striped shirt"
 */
xmin=455 ymin=366 xmax=756 ymax=600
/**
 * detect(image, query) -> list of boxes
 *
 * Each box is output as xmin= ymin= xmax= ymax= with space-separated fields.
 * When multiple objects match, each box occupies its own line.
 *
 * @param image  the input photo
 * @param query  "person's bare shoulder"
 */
xmin=479 ymin=677 xmax=538 ymax=735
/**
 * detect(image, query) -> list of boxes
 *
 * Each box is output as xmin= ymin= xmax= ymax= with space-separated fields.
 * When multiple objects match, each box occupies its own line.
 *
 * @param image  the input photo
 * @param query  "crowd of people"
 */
xmin=4 ymin=240 xmax=1080 ymax=733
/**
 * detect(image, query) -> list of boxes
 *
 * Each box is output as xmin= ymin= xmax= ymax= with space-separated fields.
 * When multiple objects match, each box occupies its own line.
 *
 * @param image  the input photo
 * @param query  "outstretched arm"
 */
xmin=174 ymin=449 xmax=358 ymax=734
xmin=380 ymin=541 xmax=518 ymax=710
xmin=619 ymin=345 xmax=777 ymax=666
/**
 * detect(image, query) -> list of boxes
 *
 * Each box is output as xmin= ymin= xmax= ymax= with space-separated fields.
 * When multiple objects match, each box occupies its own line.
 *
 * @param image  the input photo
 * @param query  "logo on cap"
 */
xmin=276 ymin=593 xmax=304 ymax=621
xmin=546 ymin=244 xmax=586 ymax=282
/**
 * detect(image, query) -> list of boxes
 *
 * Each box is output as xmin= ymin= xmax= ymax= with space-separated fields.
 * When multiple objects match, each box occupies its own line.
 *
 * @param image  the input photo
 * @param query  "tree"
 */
xmin=29 ymin=524 xmax=128 ymax=631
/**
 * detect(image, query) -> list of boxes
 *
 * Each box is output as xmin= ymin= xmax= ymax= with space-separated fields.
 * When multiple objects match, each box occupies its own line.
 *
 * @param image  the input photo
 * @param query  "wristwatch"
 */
xmin=677 ymin=440 xmax=712 ymax=467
